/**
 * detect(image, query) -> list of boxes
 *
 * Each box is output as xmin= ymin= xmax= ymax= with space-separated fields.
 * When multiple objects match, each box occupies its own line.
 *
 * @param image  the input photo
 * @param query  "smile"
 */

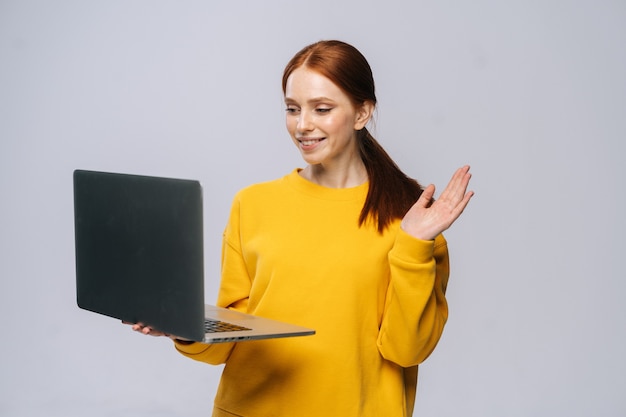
xmin=298 ymin=138 xmax=325 ymax=146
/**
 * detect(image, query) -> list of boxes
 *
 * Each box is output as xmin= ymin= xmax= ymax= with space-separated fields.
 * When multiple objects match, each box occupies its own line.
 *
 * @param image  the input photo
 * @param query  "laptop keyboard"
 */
xmin=204 ymin=318 xmax=251 ymax=333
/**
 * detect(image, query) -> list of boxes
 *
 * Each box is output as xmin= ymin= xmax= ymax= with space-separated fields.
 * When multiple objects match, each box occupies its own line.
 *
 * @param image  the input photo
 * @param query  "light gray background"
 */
xmin=1 ymin=1 xmax=624 ymax=416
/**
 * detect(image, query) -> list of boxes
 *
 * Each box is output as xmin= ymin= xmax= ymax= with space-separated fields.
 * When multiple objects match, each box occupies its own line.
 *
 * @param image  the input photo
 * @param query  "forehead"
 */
xmin=284 ymin=67 xmax=351 ymax=103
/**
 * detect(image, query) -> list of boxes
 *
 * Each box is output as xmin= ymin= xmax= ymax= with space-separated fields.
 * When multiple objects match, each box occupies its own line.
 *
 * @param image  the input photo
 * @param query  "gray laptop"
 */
xmin=73 ymin=169 xmax=315 ymax=343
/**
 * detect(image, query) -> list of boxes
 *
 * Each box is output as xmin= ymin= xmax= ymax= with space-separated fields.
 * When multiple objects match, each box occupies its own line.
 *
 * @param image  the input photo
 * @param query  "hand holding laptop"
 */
xmin=123 ymin=321 xmax=195 ymax=344
xmin=123 ymin=321 xmax=171 ymax=337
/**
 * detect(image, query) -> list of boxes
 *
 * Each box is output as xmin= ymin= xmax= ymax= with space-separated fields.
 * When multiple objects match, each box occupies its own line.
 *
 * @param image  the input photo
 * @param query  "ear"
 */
xmin=354 ymin=101 xmax=375 ymax=130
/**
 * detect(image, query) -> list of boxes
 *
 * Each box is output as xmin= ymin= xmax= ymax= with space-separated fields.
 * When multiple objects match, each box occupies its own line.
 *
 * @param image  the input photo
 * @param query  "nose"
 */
xmin=296 ymin=111 xmax=314 ymax=132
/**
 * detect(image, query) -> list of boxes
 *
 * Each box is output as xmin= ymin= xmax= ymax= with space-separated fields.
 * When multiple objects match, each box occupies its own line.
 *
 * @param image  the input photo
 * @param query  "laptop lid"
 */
xmin=74 ymin=169 xmax=206 ymax=341
xmin=73 ymin=170 xmax=315 ymax=343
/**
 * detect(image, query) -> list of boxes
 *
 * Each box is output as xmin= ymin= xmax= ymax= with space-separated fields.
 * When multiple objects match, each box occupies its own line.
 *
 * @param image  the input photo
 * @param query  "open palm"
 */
xmin=401 ymin=165 xmax=474 ymax=241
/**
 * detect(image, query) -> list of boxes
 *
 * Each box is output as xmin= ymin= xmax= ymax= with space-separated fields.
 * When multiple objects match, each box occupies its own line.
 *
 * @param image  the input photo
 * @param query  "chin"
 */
xmin=300 ymin=155 xmax=324 ymax=166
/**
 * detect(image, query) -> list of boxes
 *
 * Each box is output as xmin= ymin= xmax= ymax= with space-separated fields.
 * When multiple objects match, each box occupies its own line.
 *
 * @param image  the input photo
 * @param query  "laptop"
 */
xmin=73 ymin=169 xmax=315 ymax=343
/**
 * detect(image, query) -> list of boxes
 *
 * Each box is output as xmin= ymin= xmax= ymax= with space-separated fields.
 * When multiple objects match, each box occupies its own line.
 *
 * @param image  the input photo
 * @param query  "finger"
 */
xmin=462 ymin=189 xmax=475 ymax=208
xmin=417 ymin=184 xmax=435 ymax=207
xmin=445 ymin=166 xmax=470 ymax=193
xmin=449 ymin=190 xmax=475 ymax=219
xmin=142 ymin=326 xmax=168 ymax=337
xmin=438 ymin=166 xmax=472 ymax=203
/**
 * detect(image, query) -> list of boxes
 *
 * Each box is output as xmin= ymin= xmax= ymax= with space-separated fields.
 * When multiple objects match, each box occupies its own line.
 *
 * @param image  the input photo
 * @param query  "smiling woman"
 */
xmin=133 ymin=40 xmax=473 ymax=417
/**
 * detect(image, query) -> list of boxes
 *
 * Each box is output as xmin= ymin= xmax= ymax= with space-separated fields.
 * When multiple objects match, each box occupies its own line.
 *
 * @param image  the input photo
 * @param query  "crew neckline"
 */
xmin=285 ymin=169 xmax=369 ymax=201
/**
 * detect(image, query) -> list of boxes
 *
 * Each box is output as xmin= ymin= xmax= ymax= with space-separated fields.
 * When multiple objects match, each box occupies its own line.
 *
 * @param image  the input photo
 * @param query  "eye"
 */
xmin=316 ymin=107 xmax=332 ymax=114
xmin=285 ymin=106 xmax=300 ymax=114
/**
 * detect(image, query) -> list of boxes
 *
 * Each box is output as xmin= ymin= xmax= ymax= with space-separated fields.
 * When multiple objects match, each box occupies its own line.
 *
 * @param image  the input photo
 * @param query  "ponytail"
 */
xmin=357 ymin=128 xmax=425 ymax=233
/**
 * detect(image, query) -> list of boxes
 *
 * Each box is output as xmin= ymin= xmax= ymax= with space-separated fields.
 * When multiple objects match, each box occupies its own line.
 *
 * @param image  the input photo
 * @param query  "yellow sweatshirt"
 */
xmin=175 ymin=169 xmax=450 ymax=417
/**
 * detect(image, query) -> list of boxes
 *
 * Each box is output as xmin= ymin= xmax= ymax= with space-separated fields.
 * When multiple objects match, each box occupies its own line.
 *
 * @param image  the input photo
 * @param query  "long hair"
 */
xmin=282 ymin=40 xmax=425 ymax=232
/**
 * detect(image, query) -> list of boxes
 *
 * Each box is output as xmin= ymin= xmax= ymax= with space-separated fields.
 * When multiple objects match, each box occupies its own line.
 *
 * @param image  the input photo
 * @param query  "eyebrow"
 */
xmin=284 ymin=96 xmax=336 ymax=105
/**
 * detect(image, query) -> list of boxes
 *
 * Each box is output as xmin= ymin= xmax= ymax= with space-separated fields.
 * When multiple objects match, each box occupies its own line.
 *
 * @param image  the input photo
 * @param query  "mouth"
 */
xmin=298 ymin=138 xmax=325 ymax=147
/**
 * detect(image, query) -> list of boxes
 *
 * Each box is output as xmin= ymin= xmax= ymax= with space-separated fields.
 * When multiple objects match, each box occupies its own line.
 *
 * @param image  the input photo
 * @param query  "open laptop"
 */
xmin=73 ymin=169 xmax=315 ymax=343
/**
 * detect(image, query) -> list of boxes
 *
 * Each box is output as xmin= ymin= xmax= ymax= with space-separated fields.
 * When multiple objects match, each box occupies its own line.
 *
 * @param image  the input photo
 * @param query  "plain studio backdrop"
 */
xmin=1 ymin=1 xmax=624 ymax=416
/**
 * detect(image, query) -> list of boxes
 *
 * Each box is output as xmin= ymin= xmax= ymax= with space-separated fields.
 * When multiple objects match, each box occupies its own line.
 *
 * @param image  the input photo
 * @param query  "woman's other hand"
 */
xmin=401 ymin=165 xmax=474 ymax=241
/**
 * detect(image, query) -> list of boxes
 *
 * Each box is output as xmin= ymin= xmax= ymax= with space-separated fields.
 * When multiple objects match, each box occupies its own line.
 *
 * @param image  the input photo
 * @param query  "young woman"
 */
xmin=134 ymin=40 xmax=473 ymax=417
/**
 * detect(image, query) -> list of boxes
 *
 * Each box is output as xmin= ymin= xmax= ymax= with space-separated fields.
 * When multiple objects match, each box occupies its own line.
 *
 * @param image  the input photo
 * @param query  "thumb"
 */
xmin=417 ymin=184 xmax=435 ymax=207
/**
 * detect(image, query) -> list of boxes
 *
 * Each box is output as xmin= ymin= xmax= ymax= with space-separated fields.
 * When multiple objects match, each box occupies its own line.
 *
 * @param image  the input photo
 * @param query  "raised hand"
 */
xmin=400 ymin=165 xmax=474 ymax=241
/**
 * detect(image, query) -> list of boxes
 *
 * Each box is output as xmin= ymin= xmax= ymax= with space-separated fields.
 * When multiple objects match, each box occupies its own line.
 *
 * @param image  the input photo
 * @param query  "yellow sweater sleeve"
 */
xmin=377 ymin=230 xmax=450 ymax=367
xmin=173 ymin=338 xmax=234 ymax=364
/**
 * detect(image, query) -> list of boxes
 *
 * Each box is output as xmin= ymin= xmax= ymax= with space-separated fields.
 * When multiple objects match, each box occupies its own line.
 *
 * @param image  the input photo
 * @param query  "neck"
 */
xmin=300 ymin=162 xmax=368 ymax=188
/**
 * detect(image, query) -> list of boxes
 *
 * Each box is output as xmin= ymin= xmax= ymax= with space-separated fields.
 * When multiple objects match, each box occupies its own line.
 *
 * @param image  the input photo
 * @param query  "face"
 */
xmin=284 ymin=67 xmax=372 ymax=169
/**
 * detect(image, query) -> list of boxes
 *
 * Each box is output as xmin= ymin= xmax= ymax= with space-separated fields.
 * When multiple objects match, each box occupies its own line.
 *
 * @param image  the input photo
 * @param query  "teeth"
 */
xmin=301 ymin=139 xmax=319 ymax=146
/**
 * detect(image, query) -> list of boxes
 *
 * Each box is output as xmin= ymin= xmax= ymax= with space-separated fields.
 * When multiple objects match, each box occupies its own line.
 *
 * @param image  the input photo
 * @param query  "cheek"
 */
xmin=285 ymin=117 xmax=296 ymax=136
xmin=323 ymin=115 xmax=353 ymax=136
xmin=286 ymin=120 xmax=301 ymax=147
